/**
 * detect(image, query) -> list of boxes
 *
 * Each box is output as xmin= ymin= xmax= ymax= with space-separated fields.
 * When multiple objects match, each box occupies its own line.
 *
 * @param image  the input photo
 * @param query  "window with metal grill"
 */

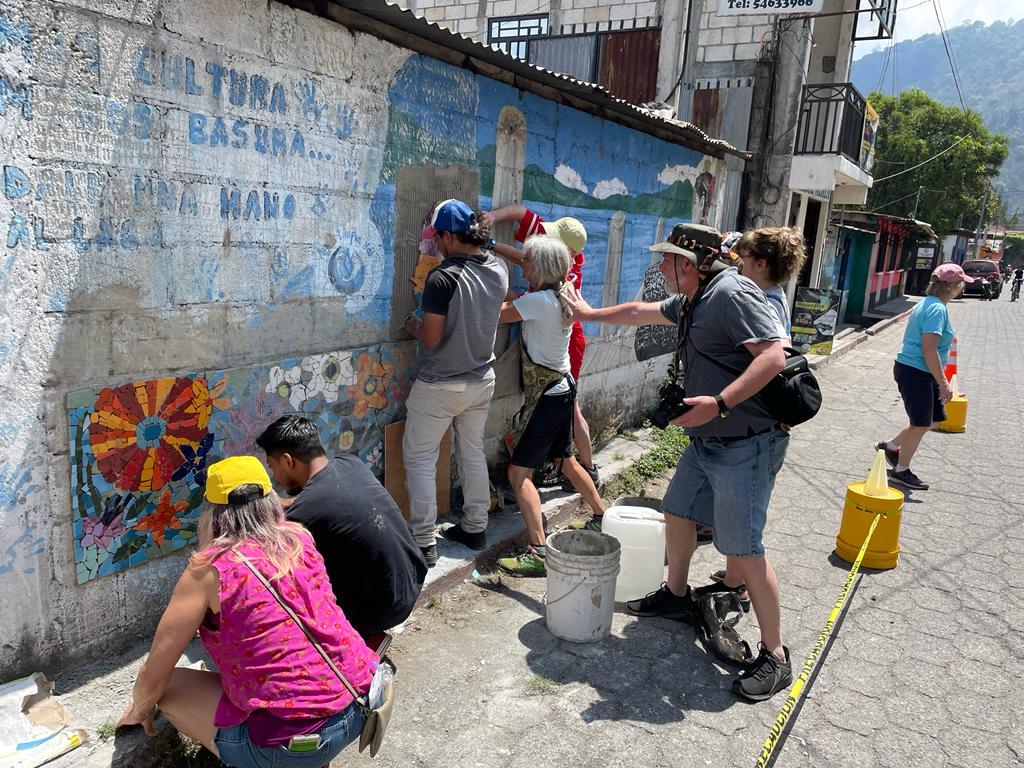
xmin=488 ymin=15 xmax=548 ymax=60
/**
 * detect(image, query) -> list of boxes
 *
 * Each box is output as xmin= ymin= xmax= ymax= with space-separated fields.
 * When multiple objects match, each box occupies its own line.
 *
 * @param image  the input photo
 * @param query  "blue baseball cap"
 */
xmin=421 ymin=199 xmax=476 ymax=238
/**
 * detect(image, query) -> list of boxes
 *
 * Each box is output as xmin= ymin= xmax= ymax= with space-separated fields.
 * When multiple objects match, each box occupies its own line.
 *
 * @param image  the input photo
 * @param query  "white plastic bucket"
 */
xmin=544 ymin=530 xmax=621 ymax=643
xmin=602 ymin=504 xmax=666 ymax=602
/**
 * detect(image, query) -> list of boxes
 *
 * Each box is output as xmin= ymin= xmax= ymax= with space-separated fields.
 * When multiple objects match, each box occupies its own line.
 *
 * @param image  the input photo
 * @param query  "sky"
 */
xmin=853 ymin=0 xmax=1024 ymax=59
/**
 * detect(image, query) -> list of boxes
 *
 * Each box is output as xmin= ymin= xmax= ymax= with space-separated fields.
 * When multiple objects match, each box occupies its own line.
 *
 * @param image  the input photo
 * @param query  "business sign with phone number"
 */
xmin=718 ymin=0 xmax=825 ymax=14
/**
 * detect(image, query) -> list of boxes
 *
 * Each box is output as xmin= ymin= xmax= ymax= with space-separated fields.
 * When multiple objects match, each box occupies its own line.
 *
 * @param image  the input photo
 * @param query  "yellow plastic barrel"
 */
xmin=834 ymin=482 xmax=904 ymax=570
xmin=936 ymin=395 xmax=967 ymax=433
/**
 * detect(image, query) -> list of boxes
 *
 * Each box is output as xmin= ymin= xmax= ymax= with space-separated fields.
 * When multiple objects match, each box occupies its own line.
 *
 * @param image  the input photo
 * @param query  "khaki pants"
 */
xmin=403 ymin=378 xmax=495 ymax=547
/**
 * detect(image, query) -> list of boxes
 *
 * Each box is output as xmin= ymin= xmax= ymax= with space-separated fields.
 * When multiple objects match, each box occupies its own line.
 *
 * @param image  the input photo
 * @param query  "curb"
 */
xmin=412 ymin=494 xmax=588 ymax=608
xmin=808 ymin=310 xmax=912 ymax=372
xmin=413 ymin=431 xmax=654 ymax=609
xmin=865 ymin=308 xmax=914 ymax=336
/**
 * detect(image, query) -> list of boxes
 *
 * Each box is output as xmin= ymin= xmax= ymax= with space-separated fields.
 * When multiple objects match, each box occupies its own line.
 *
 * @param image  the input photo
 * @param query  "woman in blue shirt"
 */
xmin=876 ymin=263 xmax=971 ymax=490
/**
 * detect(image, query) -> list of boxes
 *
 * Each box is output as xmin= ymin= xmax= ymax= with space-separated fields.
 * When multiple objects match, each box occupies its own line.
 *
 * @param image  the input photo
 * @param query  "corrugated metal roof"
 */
xmin=281 ymin=0 xmax=748 ymax=159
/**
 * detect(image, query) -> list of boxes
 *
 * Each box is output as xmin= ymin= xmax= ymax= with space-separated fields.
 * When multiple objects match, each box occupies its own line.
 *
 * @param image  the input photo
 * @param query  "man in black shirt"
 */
xmin=256 ymin=416 xmax=427 ymax=643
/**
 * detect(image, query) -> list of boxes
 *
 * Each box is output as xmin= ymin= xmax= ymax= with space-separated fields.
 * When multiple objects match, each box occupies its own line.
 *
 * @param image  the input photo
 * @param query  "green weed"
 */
xmin=602 ymin=426 xmax=688 ymax=501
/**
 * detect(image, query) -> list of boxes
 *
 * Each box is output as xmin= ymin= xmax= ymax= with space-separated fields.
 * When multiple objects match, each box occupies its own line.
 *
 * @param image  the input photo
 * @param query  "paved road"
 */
xmin=376 ymin=293 xmax=1024 ymax=768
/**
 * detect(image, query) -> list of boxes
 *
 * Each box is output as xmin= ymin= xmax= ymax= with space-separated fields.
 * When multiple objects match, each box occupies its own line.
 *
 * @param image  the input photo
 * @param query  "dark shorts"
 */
xmin=510 ymin=390 xmax=575 ymax=469
xmin=894 ymin=361 xmax=946 ymax=427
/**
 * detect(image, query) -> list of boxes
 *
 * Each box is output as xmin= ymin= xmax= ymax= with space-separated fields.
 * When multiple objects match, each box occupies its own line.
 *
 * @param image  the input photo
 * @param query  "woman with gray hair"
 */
xmin=495 ymin=235 xmax=605 ymax=577
xmin=876 ymin=263 xmax=971 ymax=491
xmin=117 ymin=456 xmax=379 ymax=768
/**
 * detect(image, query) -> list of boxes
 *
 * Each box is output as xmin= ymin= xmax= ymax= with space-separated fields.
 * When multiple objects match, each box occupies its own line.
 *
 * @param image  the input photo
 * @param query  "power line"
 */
xmin=872 ymin=135 xmax=971 ymax=183
xmin=935 ymin=0 xmax=967 ymax=107
xmin=867 ymin=189 xmax=922 ymax=213
xmin=872 ymin=41 xmax=893 ymax=95
xmin=930 ymin=0 xmax=968 ymax=112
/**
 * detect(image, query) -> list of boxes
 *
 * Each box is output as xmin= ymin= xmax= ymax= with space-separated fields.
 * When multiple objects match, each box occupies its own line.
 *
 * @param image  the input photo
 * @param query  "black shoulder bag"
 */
xmin=682 ymin=287 xmax=822 ymax=427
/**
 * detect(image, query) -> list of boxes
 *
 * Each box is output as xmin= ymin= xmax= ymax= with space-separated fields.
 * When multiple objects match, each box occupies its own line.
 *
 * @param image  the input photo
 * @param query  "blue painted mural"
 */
xmin=44 ymin=40 xmax=717 ymax=582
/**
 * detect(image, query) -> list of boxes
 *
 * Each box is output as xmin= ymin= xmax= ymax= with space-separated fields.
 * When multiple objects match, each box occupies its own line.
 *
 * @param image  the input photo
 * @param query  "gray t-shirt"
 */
xmin=660 ymin=268 xmax=786 ymax=438
xmin=417 ymin=251 xmax=509 ymax=384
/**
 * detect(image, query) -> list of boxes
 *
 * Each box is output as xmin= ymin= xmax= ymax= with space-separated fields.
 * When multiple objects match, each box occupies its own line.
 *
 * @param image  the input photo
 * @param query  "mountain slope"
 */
xmin=852 ymin=19 xmax=1024 ymax=215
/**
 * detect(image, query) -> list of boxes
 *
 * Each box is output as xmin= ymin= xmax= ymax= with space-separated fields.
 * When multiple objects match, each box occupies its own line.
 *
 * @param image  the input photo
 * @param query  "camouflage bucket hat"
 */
xmin=651 ymin=223 xmax=739 ymax=274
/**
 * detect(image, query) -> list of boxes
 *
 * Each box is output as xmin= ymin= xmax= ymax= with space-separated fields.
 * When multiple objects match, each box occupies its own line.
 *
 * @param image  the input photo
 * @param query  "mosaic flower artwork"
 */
xmin=68 ymin=342 xmax=419 ymax=582
xmin=89 ymin=376 xmax=212 ymax=492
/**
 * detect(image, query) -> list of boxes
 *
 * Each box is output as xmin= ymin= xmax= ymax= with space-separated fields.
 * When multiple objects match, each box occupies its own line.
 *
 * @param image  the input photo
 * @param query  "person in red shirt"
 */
xmin=482 ymin=206 xmax=599 ymax=492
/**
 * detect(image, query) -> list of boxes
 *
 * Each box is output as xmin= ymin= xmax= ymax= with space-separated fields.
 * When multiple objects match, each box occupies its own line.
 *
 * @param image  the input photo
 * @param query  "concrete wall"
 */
xmin=0 ymin=0 xmax=720 ymax=676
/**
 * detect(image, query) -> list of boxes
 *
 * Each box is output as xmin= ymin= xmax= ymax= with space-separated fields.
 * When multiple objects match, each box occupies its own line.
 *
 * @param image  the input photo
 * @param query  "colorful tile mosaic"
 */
xmin=68 ymin=342 xmax=418 ymax=584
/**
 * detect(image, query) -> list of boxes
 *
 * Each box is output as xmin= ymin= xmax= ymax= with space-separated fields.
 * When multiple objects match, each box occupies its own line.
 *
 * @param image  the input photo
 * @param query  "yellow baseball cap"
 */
xmin=204 ymin=456 xmax=272 ymax=504
xmin=541 ymin=217 xmax=587 ymax=255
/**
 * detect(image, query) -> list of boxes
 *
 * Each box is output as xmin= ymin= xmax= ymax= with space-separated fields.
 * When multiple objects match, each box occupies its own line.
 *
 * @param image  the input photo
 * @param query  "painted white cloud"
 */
xmin=554 ymin=164 xmax=588 ymax=194
xmin=657 ymin=164 xmax=701 ymax=186
xmin=592 ymin=177 xmax=629 ymax=199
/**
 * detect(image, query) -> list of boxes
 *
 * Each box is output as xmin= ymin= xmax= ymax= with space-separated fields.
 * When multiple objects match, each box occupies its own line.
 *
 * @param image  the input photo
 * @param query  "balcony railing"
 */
xmin=795 ymin=83 xmax=867 ymax=168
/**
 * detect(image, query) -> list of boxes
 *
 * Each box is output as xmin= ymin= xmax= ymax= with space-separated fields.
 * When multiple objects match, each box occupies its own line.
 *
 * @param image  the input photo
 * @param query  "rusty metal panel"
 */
xmin=692 ymin=88 xmax=722 ymax=136
xmin=528 ymin=35 xmax=598 ymax=83
xmin=599 ymin=29 xmax=661 ymax=104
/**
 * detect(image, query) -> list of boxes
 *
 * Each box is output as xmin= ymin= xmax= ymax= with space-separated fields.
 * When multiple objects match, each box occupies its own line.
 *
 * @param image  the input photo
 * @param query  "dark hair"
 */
xmin=227 ymin=483 xmax=267 ymax=505
xmin=736 ymin=227 xmax=807 ymax=285
xmin=255 ymin=415 xmax=326 ymax=461
xmin=453 ymin=217 xmax=490 ymax=247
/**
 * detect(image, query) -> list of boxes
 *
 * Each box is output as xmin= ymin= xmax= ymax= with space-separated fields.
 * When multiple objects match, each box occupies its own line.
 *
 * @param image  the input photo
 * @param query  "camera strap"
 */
xmin=672 ymin=284 xmax=706 ymax=381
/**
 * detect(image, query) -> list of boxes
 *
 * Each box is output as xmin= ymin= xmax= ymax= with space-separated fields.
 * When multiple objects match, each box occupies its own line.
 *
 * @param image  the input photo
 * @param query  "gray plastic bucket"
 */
xmin=544 ymin=530 xmax=621 ymax=643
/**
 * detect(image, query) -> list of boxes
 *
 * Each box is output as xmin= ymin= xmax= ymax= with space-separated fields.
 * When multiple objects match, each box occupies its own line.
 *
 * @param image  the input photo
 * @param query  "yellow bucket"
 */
xmin=936 ymin=395 xmax=967 ymax=433
xmin=834 ymin=482 xmax=904 ymax=570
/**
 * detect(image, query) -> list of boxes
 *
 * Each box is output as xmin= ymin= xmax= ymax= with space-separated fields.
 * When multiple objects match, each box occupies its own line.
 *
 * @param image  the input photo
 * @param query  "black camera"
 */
xmin=649 ymin=380 xmax=691 ymax=429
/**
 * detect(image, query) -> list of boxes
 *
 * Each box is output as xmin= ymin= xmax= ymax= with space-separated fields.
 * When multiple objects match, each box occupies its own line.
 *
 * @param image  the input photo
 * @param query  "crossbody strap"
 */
xmin=237 ymin=552 xmax=369 ymax=711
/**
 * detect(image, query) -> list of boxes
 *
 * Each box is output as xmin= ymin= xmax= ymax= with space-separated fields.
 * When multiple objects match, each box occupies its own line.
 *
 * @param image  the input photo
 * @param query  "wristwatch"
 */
xmin=715 ymin=394 xmax=729 ymax=418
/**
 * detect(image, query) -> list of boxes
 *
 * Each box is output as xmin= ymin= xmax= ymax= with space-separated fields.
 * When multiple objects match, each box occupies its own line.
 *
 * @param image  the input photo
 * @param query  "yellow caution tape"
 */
xmin=753 ymin=512 xmax=882 ymax=768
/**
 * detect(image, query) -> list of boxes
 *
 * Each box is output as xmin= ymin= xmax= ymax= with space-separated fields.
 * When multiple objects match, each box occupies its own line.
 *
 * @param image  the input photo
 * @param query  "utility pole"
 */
xmin=974 ymin=188 xmax=989 ymax=259
xmin=911 ymin=186 xmax=923 ymax=220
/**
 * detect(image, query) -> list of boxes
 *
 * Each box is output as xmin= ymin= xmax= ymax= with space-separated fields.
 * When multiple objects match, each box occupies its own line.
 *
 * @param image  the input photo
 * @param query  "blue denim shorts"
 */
xmin=662 ymin=426 xmax=790 ymax=557
xmin=214 ymin=701 xmax=364 ymax=768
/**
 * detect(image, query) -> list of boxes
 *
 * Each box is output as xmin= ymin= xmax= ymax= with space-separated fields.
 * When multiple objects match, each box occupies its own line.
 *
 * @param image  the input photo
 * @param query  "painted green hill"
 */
xmin=478 ymin=145 xmax=694 ymax=218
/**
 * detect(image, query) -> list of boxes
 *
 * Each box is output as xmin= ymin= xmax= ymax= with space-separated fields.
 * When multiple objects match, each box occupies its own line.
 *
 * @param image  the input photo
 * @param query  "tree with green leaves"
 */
xmin=1003 ymin=234 xmax=1024 ymax=269
xmin=863 ymin=89 xmax=1009 ymax=236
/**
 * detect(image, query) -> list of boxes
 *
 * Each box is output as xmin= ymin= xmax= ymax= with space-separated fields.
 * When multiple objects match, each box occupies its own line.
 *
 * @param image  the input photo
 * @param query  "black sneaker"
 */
xmin=693 ymin=580 xmax=751 ymax=613
xmin=625 ymin=583 xmax=695 ymax=623
xmin=535 ymin=463 xmax=562 ymax=488
xmin=420 ymin=544 xmax=438 ymax=568
xmin=874 ymin=441 xmax=900 ymax=468
xmin=732 ymin=643 xmax=792 ymax=701
xmin=441 ymin=524 xmax=486 ymax=551
xmin=888 ymin=468 xmax=928 ymax=490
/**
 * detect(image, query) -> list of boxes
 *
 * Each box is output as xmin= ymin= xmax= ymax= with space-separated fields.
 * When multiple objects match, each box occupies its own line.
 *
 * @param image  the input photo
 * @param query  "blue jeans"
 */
xmin=662 ymin=426 xmax=789 ymax=557
xmin=214 ymin=702 xmax=364 ymax=768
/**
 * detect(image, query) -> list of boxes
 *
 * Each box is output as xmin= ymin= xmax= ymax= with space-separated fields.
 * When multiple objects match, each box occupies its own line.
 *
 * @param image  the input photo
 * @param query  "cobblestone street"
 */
xmin=374 ymin=294 xmax=1024 ymax=768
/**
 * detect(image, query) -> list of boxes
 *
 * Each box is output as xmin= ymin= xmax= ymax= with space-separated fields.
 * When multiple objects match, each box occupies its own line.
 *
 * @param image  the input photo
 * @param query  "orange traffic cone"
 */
xmin=944 ymin=337 xmax=958 ymax=382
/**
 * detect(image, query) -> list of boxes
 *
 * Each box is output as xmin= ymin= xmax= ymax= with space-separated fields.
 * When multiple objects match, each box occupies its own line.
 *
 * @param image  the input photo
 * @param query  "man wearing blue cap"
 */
xmin=403 ymin=199 xmax=509 ymax=566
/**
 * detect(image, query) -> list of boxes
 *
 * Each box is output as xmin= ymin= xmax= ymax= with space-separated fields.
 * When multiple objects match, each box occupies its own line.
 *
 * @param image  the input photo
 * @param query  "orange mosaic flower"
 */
xmin=89 ymin=376 xmax=212 ymax=492
xmin=134 ymin=487 xmax=189 ymax=546
xmin=347 ymin=352 xmax=393 ymax=419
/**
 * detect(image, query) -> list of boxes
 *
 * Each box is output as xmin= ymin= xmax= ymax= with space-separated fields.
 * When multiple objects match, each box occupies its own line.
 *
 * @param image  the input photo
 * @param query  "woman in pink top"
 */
xmin=118 ymin=456 xmax=378 ymax=768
